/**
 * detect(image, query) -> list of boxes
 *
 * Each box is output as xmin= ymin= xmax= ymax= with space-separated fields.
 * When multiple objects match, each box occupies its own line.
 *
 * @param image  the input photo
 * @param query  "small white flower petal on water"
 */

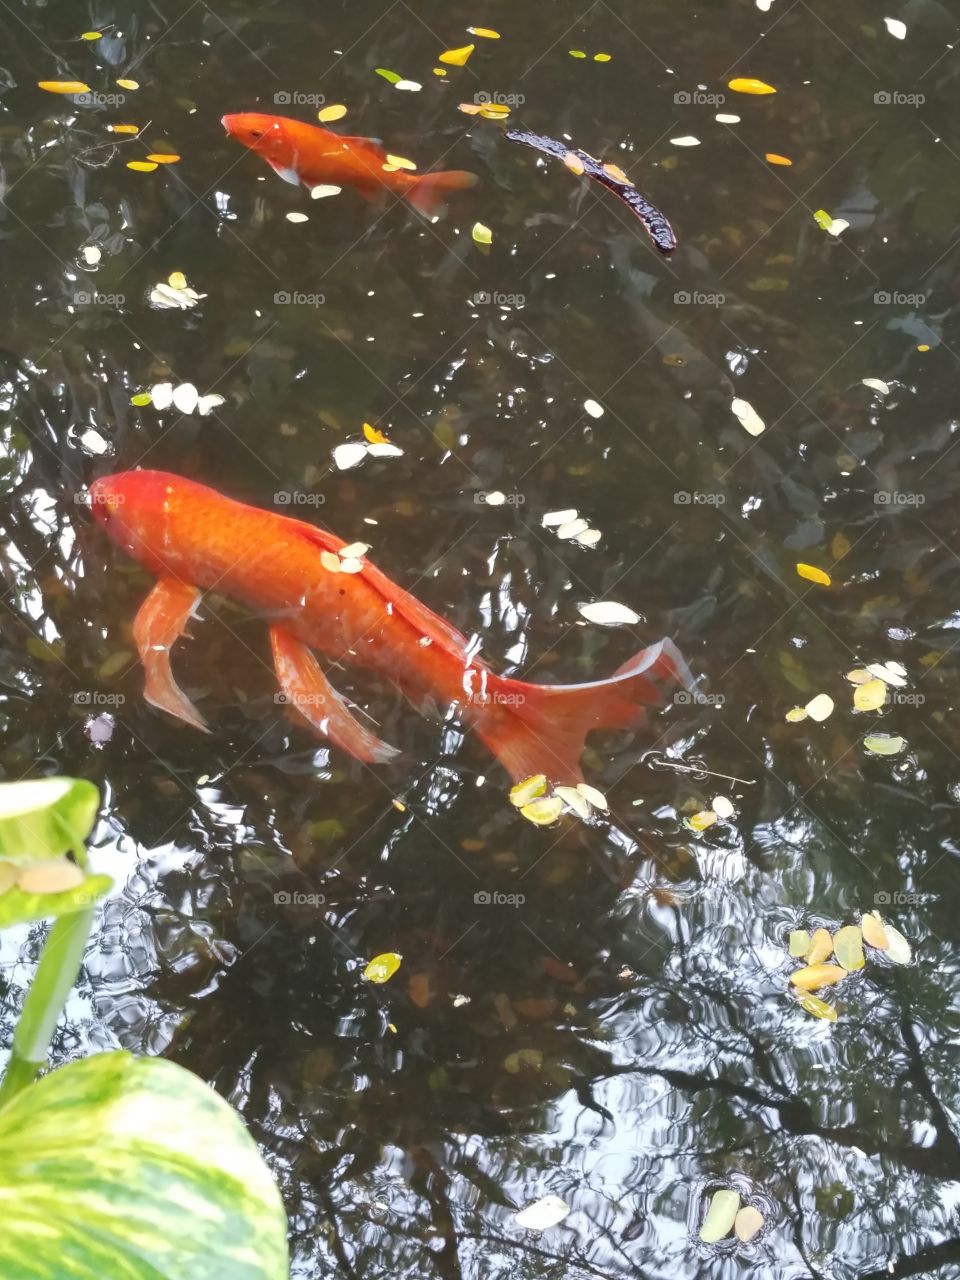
xmin=756 ymin=0 xmax=772 ymax=11
xmin=542 ymin=509 xmax=578 ymax=527
xmin=286 ymin=211 xmax=309 ymax=223
xmin=867 ymin=661 xmax=908 ymax=688
xmin=731 ymin=397 xmax=765 ymax=436
xmin=81 ymin=245 xmax=101 ymax=266
xmin=484 ymin=491 xmax=506 ymax=506
xmin=712 ymin=794 xmax=735 ymax=819
xmin=554 ymin=785 xmax=591 ymax=820
xmin=862 ymin=378 xmax=891 ymax=395
xmin=884 ymin=17 xmax=907 ymax=38
xmin=671 ymin=135 xmax=701 ymax=147
xmin=573 ymin=527 xmax=602 ymax=547
xmin=576 ymin=783 xmax=608 ymax=811
xmin=557 ymin=517 xmax=590 ymax=540
xmin=151 ymin=382 xmax=174 ymax=411
xmin=805 ymin=693 xmax=834 ymax=722
xmin=339 ymin=542 xmax=369 ymax=559
xmin=826 ymin=218 xmax=850 ymax=237
xmin=366 ymin=442 xmax=404 ymax=458
xmin=197 ymin=393 xmax=225 ymax=417
xmin=583 ymin=398 xmax=604 ymax=418
xmin=394 ymin=79 xmax=422 ymax=92
xmin=578 ymin=601 xmax=641 ymax=626
xmin=514 ymin=1195 xmax=570 ymax=1231
xmin=339 ymin=557 xmax=364 ymax=574
xmin=80 ymin=429 xmax=110 ymax=456
xmin=716 ymin=113 xmax=741 ymax=123
xmin=333 ymin=443 xmax=369 ymax=471
xmin=311 ymin=184 xmax=343 ymax=199
xmin=172 ymin=382 xmax=199 ymax=414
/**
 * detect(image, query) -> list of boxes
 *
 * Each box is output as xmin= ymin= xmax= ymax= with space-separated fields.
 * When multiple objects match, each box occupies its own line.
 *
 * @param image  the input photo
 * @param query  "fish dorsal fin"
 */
xmin=291 ymin=521 xmax=473 ymax=661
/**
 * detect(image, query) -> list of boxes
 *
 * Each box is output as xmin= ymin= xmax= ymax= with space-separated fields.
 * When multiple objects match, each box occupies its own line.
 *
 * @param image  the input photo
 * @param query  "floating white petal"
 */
xmin=366 ymin=442 xmax=404 ymax=458
xmin=514 ymin=1195 xmax=570 ymax=1231
xmin=311 ymin=184 xmax=342 ymax=199
xmin=80 ymin=429 xmax=110 ymax=456
xmin=884 ymin=17 xmax=907 ymax=38
xmin=671 ymin=136 xmax=701 ymax=147
xmin=583 ymin=398 xmax=604 ymax=418
xmin=557 ymin=517 xmax=590 ymax=540
xmin=333 ymin=442 xmax=369 ymax=471
xmin=731 ymin=397 xmax=765 ymax=436
xmin=197 ymin=393 xmax=225 ymax=417
xmin=578 ymin=601 xmax=641 ymax=626
xmin=172 ymin=383 xmax=199 ymax=415
xmin=862 ymin=378 xmax=890 ymax=395
xmin=712 ymin=794 xmax=735 ymax=819
xmin=151 ymin=382 xmax=174 ymax=411
xmin=286 ymin=212 xmax=309 ymax=223
xmin=542 ymin=509 xmax=578 ymax=527
xmin=716 ymin=113 xmax=741 ymax=124
xmin=394 ymin=79 xmax=422 ymax=92
xmin=81 ymin=245 xmax=101 ymax=265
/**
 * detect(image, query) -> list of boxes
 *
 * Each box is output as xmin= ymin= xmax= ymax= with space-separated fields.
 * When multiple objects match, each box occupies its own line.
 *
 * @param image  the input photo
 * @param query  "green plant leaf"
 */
xmin=0 ymin=1052 xmax=288 ymax=1279
xmin=0 ymin=778 xmax=98 ymax=863
xmin=0 ymin=873 xmax=111 ymax=929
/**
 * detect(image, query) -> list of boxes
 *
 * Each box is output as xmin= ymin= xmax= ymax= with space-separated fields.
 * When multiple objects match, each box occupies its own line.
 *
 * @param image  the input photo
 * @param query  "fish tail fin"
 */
xmin=404 ymin=169 xmax=478 ymax=217
xmin=474 ymin=639 xmax=694 ymax=783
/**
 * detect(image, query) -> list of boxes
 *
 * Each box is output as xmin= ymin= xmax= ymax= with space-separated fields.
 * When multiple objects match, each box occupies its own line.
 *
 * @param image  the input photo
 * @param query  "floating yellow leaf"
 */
xmin=509 ymin=775 xmax=547 ymax=807
xmin=833 ymin=925 xmax=865 ymax=972
xmin=363 ymin=421 xmax=389 ymax=444
xmin=917 ymin=343 xmax=930 ymax=352
xmin=765 ymin=153 xmax=792 ymax=166
xmin=790 ymin=963 xmax=846 ymax=990
xmin=813 ymin=209 xmax=833 ymax=230
xmin=805 ymin=693 xmax=834 ymax=722
xmin=863 ymin=733 xmax=905 ymax=755
xmin=318 ymin=103 xmax=347 ymax=123
xmin=807 ymin=927 xmax=833 ymax=965
xmin=439 ymin=44 xmax=475 ymax=66
xmin=797 ymin=991 xmax=838 ymax=1021
xmin=796 ymin=562 xmax=831 ymax=587
xmin=467 ymin=27 xmax=500 ymax=38
xmin=862 ymin=911 xmax=889 ymax=950
xmin=569 ymin=50 xmax=587 ymax=58
xmin=38 ymin=80 xmax=91 ymax=94
xmin=687 ymin=810 xmax=718 ymax=832
xmin=602 ymin=162 xmax=631 ymax=184
xmin=108 ymin=123 xmax=140 ymax=134
xmin=126 ymin=160 xmax=158 ymax=171
xmin=846 ymin=668 xmax=872 ymax=684
xmin=472 ymin=221 xmax=493 ymax=245
xmin=458 ymin=102 xmax=483 ymax=115
xmin=520 ymin=796 xmax=564 ymax=825
xmin=81 ymin=31 xmax=103 ymax=41
xmin=728 ymin=77 xmax=777 ymax=94
xmin=433 ymin=68 xmax=447 ymax=76
xmin=854 ymin=678 xmax=886 ymax=711
xmin=385 ymin=153 xmax=416 ymax=170
xmin=116 ymin=78 xmax=140 ymax=90
xmin=699 ymin=1189 xmax=739 ymax=1243
xmin=788 ymin=929 xmax=810 ymax=958
xmin=563 ymin=152 xmax=585 ymax=176
xmin=479 ymin=103 xmax=510 ymax=118
xmin=147 ymin=152 xmax=180 ymax=164
xmin=594 ymin=52 xmax=611 ymax=62
xmin=168 ymin=271 xmax=187 ymax=290
xmin=130 ymin=392 xmax=152 ymax=407
xmin=785 ymin=706 xmax=807 ymax=723
xmin=363 ymin=951 xmax=402 ymax=983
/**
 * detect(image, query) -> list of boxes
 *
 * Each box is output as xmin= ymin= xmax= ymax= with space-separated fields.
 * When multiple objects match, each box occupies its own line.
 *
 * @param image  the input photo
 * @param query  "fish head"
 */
xmin=221 ymin=112 xmax=292 ymax=164
xmin=89 ymin=470 xmax=180 ymax=574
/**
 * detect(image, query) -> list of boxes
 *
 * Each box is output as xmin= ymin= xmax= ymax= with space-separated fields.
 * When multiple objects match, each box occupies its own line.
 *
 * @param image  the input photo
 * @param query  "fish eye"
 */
xmin=250 ymin=129 xmax=263 ymax=139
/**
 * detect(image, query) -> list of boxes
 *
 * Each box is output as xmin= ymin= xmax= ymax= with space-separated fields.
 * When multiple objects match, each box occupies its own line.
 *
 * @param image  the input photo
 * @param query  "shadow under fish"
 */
xmin=503 ymin=126 xmax=677 ymax=255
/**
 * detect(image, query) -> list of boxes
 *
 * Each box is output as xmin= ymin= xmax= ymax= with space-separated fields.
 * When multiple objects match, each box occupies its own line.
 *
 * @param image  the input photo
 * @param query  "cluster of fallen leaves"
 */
xmin=788 ymin=912 xmax=911 ymax=1021
xmin=700 ymin=1188 xmax=764 ymax=1244
xmin=785 ymin=661 xmax=909 ymax=757
xmin=509 ymin=774 xmax=608 ymax=825
xmin=542 ymin=506 xmax=602 ymax=550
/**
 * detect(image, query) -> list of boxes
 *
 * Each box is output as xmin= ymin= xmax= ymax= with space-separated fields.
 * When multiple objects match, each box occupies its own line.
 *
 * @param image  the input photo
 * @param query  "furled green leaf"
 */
xmin=0 ymin=779 xmax=98 ymax=864
xmin=0 ymin=1052 xmax=288 ymax=1279
xmin=699 ymin=1188 xmax=740 ymax=1242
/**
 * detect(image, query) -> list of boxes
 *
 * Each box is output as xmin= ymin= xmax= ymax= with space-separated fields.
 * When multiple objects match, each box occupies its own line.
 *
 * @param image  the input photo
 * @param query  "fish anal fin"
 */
xmin=132 ymin=577 xmax=209 ymax=732
xmin=270 ymin=625 xmax=399 ymax=764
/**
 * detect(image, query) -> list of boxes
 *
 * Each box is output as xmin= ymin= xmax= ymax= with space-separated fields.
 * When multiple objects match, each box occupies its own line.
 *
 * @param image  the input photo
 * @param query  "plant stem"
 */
xmin=0 ymin=905 xmax=94 ymax=1108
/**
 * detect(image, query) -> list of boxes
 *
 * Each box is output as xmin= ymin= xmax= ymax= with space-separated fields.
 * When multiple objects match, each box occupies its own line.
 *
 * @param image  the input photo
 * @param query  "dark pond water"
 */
xmin=2 ymin=0 xmax=960 ymax=1275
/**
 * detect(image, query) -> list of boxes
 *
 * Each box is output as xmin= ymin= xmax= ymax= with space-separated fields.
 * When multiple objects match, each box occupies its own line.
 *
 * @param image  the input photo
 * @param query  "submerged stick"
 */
xmin=503 ymin=126 xmax=677 ymax=255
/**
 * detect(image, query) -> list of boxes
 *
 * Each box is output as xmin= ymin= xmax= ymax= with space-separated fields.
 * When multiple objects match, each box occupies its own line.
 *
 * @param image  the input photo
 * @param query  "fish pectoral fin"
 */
xmin=269 ymin=625 xmax=399 ymax=765
xmin=266 ymin=158 xmax=302 ymax=186
xmin=132 ymin=577 xmax=209 ymax=733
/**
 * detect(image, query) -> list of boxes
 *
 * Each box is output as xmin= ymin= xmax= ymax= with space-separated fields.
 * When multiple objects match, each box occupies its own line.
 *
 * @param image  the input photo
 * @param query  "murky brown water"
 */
xmin=1 ymin=0 xmax=960 ymax=1276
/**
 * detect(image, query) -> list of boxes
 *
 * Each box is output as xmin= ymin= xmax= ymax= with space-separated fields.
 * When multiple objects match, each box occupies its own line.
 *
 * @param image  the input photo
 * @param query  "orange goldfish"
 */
xmin=221 ymin=112 xmax=477 ymax=216
xmin=90 ymin=471 xmax=693 ymax=783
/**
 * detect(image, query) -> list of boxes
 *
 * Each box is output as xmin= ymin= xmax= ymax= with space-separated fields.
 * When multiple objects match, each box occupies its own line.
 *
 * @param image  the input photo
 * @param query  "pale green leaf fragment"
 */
xmin=884 ymin=925 xmax=912 ymax=965
xmin=699 ymin=1188 xmax=740 ymax=1242
xmin=788 ymin=929 xmax=810 ymax=958
xmin=833 ymin=924 xmax=865 ymax=972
